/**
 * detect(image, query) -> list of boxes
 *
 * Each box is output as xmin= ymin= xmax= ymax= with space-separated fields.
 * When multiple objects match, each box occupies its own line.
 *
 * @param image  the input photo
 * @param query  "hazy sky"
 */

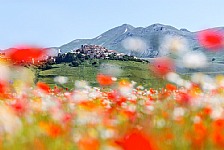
xmin=0 ymin=0 xmax=223 ymax=49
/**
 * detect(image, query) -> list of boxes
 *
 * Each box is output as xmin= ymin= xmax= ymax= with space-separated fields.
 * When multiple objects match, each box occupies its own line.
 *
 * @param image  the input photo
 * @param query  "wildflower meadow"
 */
xmin=0 ymin=29 xmax=224 ymax=150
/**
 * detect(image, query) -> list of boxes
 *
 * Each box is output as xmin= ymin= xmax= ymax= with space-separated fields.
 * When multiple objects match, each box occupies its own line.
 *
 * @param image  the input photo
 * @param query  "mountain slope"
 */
xmin=57 ymin=24 xmax=224 ymax=60
xmin=59 ymin=24 xmax=135 ymax=53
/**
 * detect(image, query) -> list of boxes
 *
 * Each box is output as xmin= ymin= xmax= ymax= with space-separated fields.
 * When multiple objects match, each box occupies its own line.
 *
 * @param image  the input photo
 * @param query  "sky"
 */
xmin=0 ymin=0 xmax=223 ymax=49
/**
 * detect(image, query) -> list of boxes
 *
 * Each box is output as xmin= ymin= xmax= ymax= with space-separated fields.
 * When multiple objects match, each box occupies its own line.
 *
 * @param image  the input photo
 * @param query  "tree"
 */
xmin=71 ymin=61 xmax=80 ymax=67
xmin=38 ymin=63 xmax=52 ymax=70
xmin=64 ymin=53 xmax=75 ymax=62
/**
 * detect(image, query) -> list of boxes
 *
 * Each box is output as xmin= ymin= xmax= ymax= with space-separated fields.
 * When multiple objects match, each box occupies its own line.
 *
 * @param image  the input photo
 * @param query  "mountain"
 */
xmin=57 ymin=23 xmax=224 ymax=60
xmin=58 ymin=24 xmax=135 ymax=53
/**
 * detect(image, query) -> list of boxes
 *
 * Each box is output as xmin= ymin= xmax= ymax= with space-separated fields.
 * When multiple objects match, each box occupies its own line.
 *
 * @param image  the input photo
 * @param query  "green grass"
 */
xmin=36 ymin=60 xmax=168 ymax=90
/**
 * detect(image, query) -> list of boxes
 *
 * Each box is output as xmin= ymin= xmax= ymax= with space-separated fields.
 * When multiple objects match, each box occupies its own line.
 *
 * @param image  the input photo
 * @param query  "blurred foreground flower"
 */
xmin=99 ymin=63 xmax=122 ymax=77
xmin=150 ymin=57 xmax=175 ymax=76
xmin=122 ymin=37 xmax=148 ymax=52
xmin=37 ymin=82 xmax=51 ymax=93
xmin=159 ymin=35 xmax=189 ymax=57
xmin=117 ymin=129 xmax=158 ymax=150
xmin=182 ymin=52 xmax=208 ymax=68
xmin=54 ymin=76 xmax=68 ymax=84
xmin=0 ymin=80 xmax=7 ymax=94
xmin=1 ymin=32 xmax=224 ymax=149
xmin=7 ymin=46 xmax=47 ymax=63
xmin=97 ymin=74 xmax=114 ymax=86
xmin=0 ymin=105 xmax=22 ymax=136
xmin=39 ymin=122 xmax=63 ymax=138
xmin=198 ymin=29 xmax=224 ymax=50
xmin=78 ymin=136 xmax=100 ymax=150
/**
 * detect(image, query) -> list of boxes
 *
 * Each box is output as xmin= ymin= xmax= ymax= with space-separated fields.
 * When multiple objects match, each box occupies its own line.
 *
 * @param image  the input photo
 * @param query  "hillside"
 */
xmin=36 ymin=60 xmax=168 ymax=89
xmin=56 ymin=24 xmax=224 ymax=60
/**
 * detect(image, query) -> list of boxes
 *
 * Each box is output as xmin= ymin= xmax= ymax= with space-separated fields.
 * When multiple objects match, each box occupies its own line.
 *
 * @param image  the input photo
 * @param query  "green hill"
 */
xmin=36 ymin=60 xmax=168 ymax=90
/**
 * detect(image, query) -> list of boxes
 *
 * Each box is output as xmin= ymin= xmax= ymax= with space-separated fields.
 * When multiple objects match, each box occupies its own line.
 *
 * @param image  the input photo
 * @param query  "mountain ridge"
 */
xmin=55 ymin=23 xmax=224 ymax=59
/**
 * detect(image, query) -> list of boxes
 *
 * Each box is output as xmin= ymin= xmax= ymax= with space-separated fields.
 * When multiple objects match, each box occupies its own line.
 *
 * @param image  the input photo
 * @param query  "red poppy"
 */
xmin=7 ymin=46 xmax=46 ymax=63
xmin=176 ymin=92 xmax=190 ymax=105
xmin=190 ymin=122 xmax=207 ymax=149
xmin=0 ymin=80 xmax=7 ymax=94
xmin=62 ymin=113 xmax=72 ymax=123
xmin=203 ymin=107 xmax=212 ymax=116
xmin=48 ymin=124 xmax=63 ymax=138
xmin=12 ymin=100 xmax=27 ymax=114
xmin=116 ymin=97 xmax=127 ymax=106
xmin=116 ymin=129 xmax=158 ymax=150
xmin=198 ymin=30 xmax=223 ymax=50
xmin=37 ymin=82 xmax=51 ymax=93
xmin=78 ymin=137 xmax=100 ymax=150
xmin=150 ymin=57 xmax=174 ymax=76
xmin=97 ymin=74 xmax=113 ymax=86
xmin=166 ymin=83 xmax=177 ymax=91
xmin=107 ymin=90 xmax=117 ymax=101
xmin=213 ymin=119 xmax=224 ymax=130
xmin=123 ymin=110 xmax=137 ymax=122
xmin=39 ymin=122 xmax=63 ymax=138
xmin=149 ymin=88 xmax=156 ymax=94
xmin=212 ymin=119 xmax=224 ymax=147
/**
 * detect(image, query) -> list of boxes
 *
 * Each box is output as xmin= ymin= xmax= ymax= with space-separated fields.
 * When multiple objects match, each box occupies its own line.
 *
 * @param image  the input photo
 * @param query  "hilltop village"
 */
xmin=42 ymin=44 xmax=147 ymax=69
xmin=0 ymin=45 xmax=147 ymax=70
xmin=72 ymin=45 xmax=123 ymax=59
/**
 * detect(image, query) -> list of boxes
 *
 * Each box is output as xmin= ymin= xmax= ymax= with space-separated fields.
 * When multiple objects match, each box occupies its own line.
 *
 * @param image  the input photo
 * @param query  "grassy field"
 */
xmin=36 ymin=60 xmax=168 ymax=90
xmin=34 ymin=57 xmax=224 ymax=91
